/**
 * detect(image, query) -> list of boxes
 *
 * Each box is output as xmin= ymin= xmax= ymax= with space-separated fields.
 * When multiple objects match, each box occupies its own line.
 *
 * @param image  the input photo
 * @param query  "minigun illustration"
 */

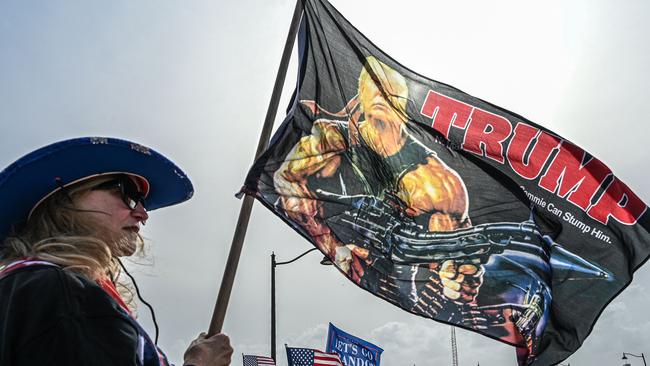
xmin=319 ymin=190 xmax=610 ymax=280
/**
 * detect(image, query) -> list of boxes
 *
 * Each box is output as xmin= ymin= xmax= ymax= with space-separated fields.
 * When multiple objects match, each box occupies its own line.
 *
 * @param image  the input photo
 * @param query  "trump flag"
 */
xmin=240 ymin=0 xmax=650 ymax=364
xmin=325 ymin=323 xmax=383 ymax=366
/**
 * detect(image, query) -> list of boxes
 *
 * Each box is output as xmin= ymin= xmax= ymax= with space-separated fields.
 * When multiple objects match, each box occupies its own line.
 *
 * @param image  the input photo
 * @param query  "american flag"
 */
xmin=286 ymin=347 xmax=343 ymax=366
xmin=242 ymin=354 xmax=276 ymax=366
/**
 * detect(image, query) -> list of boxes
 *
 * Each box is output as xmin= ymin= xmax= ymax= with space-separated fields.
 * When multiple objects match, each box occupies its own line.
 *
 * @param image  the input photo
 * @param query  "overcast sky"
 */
xmin=1 ymin=1 xmax=649 ymax=365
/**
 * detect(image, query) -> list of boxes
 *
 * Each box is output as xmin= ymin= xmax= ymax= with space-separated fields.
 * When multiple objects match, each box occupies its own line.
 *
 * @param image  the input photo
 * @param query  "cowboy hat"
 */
xmin=0 ymin=137 xmax=193 ymax=243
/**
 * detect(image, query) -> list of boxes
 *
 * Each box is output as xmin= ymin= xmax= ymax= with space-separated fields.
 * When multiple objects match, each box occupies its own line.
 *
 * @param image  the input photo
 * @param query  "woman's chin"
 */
xmin=111 ymin=235 xmax=138 ymax=257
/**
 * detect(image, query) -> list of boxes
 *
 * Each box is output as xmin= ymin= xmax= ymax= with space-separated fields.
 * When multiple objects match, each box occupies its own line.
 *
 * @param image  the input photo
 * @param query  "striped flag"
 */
xmin=242 ymin=354 xmax=276 ymax=366
xmin=286 ymin=346 xmax=343 ymax=366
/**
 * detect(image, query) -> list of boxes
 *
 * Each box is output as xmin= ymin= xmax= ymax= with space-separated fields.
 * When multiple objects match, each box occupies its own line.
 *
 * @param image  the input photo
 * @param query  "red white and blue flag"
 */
xmin=286 ymin=346 xmax=343 ymax=366
xmin=242 ymin=354 xmax=276 ymax=366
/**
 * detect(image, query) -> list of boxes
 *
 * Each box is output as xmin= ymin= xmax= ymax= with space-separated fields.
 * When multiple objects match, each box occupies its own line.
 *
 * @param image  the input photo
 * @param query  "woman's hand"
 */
xmin=183 ymin=332 xmax=233 ymax=366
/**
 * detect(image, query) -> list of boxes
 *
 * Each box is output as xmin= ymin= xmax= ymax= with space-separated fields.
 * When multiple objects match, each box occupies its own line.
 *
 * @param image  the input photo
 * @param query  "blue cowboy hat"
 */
xmin=0 ymin=137 xmax=194 ymax=244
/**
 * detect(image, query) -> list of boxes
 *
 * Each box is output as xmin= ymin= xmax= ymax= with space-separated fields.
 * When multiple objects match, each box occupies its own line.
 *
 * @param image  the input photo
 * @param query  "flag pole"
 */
xmin=207 ymin=0 xmax=305 ymax=336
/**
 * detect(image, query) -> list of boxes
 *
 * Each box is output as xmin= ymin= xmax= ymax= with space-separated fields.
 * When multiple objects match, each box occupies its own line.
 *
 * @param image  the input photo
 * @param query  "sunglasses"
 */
xmin=91 ymin=175 xmax=146 ymax=210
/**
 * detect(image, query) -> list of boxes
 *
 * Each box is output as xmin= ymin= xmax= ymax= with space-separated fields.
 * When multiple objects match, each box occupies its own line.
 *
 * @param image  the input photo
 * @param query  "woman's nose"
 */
xmin=131 ymin=202 xmax=149 ymax=223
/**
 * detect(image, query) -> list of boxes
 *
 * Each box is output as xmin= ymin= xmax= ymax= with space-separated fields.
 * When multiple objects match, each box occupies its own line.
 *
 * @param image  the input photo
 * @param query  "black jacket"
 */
xmin=0 ymin=264 xmax=160 ymax=366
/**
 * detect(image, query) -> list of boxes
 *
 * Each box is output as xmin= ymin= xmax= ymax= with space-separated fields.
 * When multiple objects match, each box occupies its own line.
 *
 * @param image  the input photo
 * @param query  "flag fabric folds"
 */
xmin=241 ymin=0 xmax=650 ymax=364
xmin=242 ymin=354 xmax=276 ymax=366
xmin=286 ymin=346 xmax=344 ymax=366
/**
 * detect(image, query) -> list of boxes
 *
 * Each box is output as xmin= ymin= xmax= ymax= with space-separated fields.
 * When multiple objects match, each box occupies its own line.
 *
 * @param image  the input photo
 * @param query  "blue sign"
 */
xmin=325 ymin=323 xmax=383 ymax=366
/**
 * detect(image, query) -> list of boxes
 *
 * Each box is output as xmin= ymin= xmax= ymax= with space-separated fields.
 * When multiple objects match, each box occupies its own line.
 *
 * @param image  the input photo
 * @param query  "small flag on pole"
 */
xmin=242 ymin=354 xmax=276 ymax=366
xmin=286 ymin=346 xmax=343 ymax=366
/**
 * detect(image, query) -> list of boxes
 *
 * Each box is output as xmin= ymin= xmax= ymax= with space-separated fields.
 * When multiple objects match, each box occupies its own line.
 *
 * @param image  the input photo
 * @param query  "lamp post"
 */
xmin=622 ymin=352 xmax=647 ymax=366
xmin=271 ymin=248 xmax=331 ymax=361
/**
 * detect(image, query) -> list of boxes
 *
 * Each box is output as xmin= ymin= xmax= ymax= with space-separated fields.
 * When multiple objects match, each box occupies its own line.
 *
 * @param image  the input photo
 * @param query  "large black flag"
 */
xmin=240 ymin=0 xmax=650 ymax=364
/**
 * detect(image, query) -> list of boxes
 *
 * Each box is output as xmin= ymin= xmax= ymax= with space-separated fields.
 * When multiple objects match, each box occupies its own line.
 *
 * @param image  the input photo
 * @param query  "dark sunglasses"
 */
xmin=91 ymin=175 xmax=146 ymax=210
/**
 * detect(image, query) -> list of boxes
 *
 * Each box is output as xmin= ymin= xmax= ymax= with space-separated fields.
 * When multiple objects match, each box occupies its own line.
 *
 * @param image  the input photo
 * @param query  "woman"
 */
xmin=0 ymin=137 xmax=233 ymax=366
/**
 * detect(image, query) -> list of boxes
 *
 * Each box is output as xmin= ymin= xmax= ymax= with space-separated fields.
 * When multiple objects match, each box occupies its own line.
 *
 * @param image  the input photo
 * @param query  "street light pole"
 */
xmin=271 ymin=252 xmax=277 ymax=362
xmin=271 ymin=247 xmax=324 ymax=362
xmin=622 ymin=352 xmax=647 ymax=366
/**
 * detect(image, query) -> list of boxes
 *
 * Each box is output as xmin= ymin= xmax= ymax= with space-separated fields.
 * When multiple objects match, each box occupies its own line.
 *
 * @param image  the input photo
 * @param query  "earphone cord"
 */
xmin=117 ymin=258 xmax=160 ymax=345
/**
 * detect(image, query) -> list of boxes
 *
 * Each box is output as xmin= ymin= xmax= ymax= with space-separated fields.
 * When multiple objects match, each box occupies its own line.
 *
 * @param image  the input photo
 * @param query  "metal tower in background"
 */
xmin=451 ymin=327 xmax=458 ymax=366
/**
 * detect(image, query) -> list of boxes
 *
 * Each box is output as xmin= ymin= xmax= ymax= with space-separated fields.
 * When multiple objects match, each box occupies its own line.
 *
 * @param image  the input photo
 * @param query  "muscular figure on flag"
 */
xmin=273 ymin=56 xmax=483 ymax=319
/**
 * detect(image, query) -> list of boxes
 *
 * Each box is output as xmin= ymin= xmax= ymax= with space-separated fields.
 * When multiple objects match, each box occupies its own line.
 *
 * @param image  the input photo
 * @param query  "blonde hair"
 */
xmin=1 ymin=177 xmax=145 ymax=310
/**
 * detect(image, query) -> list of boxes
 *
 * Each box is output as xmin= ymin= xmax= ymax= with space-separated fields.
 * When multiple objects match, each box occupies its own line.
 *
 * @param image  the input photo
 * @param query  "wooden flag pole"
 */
xmin=208 ymin=0 xmax=305 ymax=336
